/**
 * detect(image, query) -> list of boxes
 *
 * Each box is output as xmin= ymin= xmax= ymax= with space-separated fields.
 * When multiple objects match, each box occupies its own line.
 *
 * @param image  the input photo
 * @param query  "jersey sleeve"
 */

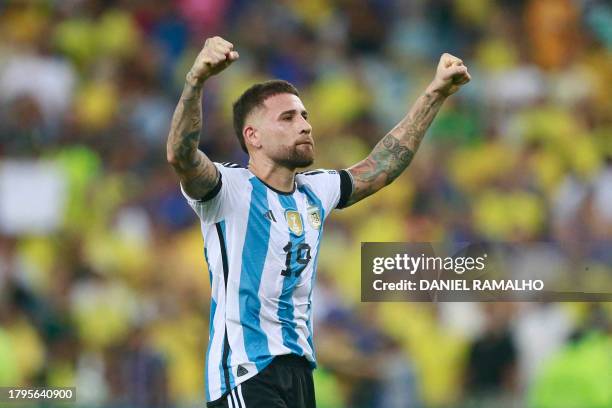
xmin=298 ymin=169 xmax=353 ymax=216
xmin=180 ymin=162 xmax=245 ymax=225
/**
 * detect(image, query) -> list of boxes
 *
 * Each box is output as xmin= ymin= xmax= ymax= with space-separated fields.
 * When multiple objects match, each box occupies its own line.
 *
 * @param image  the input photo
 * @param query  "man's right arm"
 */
xmin=166 ymin=36 xmax=239 ymax=199
xmin=166 ymin=78 xmax=218 ymax=199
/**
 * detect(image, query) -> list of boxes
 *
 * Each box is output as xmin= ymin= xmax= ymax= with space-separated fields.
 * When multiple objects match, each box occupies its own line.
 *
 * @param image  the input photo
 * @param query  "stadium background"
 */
xmin=0 ymin=0 xmax=610 ymax=407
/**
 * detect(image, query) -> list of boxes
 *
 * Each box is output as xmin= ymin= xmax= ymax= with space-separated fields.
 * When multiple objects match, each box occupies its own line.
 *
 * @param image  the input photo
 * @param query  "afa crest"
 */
xmin=284 ymin=210 xmax=304 ymax=236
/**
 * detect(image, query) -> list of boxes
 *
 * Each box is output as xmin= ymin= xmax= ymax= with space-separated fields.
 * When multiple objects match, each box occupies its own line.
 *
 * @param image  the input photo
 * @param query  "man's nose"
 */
xmin=299 ymin=117 xmax=312 ymax=134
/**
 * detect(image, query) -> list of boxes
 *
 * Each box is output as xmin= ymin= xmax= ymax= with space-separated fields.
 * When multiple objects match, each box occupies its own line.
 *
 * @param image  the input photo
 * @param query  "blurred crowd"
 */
xmin=0 ymin=0 xmax=611 ymax=407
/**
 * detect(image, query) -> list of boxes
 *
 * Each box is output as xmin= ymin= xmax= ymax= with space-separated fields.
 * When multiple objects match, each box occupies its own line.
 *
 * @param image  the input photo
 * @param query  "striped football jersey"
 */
xmin=180 ymin=162 xmax=353 ymax=402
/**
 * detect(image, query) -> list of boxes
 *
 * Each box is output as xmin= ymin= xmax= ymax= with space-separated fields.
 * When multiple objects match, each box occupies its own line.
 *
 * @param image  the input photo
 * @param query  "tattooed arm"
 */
xmin=166 ymin=36 xmax=239 ymax=199
xmin=166 ymin=79 xmax=216 ymax=199
xmin=344 ymin=53 xmax=471 ymax=206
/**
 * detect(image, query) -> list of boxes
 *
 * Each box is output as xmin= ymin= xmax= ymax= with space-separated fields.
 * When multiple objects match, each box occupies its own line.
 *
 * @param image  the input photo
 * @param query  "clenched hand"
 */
xmin=187 ymin=36 xmax=239 ymax=86
xmin=427 ymin=53 xmax=471 ymax=97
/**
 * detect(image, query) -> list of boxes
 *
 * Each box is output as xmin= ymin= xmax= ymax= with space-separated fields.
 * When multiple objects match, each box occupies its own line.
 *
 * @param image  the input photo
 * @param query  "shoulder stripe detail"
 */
xmin=300 ymin=170 xmax=324 ymax=176
xmin=221 ymin=162 xmax=243 ymax=168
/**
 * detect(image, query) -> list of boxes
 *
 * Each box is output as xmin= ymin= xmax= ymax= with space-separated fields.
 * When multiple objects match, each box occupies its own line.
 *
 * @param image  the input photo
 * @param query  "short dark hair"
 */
xmin=232 ymin=80 xmax=300 ymax=153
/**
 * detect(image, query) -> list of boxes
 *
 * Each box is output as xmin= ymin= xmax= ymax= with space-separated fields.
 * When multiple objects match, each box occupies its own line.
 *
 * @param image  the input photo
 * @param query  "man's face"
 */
xmin=249 ymin=93 xmax=314 ymax=169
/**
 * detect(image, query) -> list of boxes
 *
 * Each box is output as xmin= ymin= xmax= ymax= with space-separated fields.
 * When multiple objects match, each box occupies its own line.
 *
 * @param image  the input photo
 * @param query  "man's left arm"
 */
xmin=343 ymin=53 xmax=471 ymax=207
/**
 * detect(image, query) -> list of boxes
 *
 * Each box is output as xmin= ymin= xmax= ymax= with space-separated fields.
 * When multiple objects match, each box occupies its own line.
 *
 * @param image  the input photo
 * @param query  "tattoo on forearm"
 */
xmin=347 ymin=91 xmax=445 ymax=205
xmin=166 ymin=81 xmax=218 ymax=198
xmin=351 ymin=135 xmax=414 ymax=184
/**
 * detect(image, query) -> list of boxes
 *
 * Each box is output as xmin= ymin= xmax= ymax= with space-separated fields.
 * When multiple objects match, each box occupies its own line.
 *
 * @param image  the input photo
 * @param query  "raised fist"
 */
xmin=428 ymin=53 xmax=471 ymax=97
xmin=187 ymin=36 xmax=239 ymax=85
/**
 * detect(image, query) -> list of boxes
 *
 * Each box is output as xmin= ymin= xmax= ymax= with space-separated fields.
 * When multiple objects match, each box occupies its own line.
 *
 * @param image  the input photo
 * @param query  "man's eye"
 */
xmin=282 ymin=116 xmax=292 ymax=121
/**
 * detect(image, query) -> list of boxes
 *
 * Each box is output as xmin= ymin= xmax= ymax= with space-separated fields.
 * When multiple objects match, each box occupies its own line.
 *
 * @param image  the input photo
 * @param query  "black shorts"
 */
xmin=207 ymin=354 xmax=316 ymax=408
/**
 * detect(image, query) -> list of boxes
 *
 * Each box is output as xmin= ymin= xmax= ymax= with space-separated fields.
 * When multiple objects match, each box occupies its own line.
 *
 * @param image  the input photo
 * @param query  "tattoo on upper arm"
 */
xmin=179 ymin=151 xmax=219 ymax=198
xmin=345 ymin=91 xmax=445 ymax=206
xmin=167 ymin=82 xmax=218 ymax=198
xmin=347 ymin=134 xmax=415 ymax=204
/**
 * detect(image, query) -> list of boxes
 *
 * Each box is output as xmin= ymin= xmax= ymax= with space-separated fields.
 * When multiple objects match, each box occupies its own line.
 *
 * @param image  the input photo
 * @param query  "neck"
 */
xmin=248 ymin=157 xmax=296 ymax=193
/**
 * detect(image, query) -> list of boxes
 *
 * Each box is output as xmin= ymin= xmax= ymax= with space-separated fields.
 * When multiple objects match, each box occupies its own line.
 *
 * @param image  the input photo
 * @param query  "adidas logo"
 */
xmin=263 ymin=210 xmax=276 ymax=222
xmin=237 ymin=365 xmax=248 ymax=377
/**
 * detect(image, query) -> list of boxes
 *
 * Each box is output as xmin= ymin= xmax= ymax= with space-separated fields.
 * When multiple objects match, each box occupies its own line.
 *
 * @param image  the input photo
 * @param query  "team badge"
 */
xmin=307 ymin=204 xmax=321 ymax=230
xmin=285 ymin=210 xmax=304 ymax=236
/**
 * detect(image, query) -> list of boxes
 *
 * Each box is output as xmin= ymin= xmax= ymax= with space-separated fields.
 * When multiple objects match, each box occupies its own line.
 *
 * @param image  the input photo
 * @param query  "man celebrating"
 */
xmin=166 ymin=36 xmax=470 ymax=408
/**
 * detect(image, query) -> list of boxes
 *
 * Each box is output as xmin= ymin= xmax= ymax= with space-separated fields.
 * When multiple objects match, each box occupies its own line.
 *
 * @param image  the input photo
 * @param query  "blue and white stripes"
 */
xmin=183 ymin=165 xmax=345 ymax=403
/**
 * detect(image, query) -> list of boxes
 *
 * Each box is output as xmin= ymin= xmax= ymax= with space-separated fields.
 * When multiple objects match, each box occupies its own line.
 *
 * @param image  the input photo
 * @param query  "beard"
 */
xmin=275 ymin=143 xmax=314 ymax=169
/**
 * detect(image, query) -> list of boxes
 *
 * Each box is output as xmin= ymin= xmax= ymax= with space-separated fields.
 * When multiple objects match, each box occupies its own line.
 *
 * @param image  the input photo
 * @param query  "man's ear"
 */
xmin=244 ymin=125 xmax=261 ymax=149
